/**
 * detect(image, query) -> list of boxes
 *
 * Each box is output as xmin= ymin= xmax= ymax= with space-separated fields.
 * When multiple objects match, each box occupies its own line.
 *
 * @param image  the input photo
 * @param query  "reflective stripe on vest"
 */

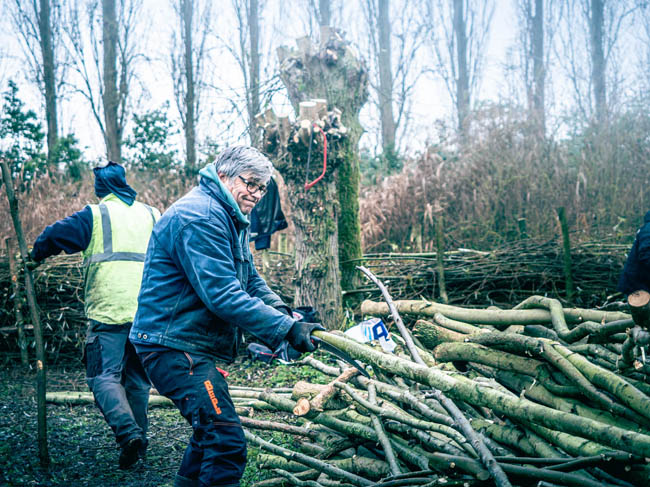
xmin=84 ymin=204 xmax=156 ymax=264
xmin=82 ymin=195 xmax=159 ymax=324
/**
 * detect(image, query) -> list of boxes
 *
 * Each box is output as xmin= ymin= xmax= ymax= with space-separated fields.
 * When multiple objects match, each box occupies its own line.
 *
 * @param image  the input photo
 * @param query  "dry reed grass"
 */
xmin=1 ymin=169 xmax=196 ymax=244
xmin=360 ymin=106 xmax=650 ymax=252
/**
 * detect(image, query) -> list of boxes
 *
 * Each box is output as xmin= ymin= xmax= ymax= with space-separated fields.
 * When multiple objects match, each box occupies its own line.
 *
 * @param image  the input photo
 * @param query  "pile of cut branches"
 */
xmin=0 ymin=254 xmax=86 ymax=363
xmin=345 ymin=239 xmax=628 ymax=308
xmin=240 ymin=294 xmax=650 ymax=486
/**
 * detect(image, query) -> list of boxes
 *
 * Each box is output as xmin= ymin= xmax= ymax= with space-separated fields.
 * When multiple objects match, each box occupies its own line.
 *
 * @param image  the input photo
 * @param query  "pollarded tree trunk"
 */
xmin=277 ymin=29 xmax=368 ymax=292
xmin=260 ymin=102 xmax=349 ymax=329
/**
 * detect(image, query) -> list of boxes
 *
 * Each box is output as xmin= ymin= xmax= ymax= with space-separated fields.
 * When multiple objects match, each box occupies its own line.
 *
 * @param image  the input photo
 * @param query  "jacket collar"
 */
xmin=198 ymin=165 xmax=250 ymax=229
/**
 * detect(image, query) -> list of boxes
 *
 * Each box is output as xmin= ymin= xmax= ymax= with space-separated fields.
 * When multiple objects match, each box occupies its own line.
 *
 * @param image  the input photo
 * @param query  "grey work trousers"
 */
xmin=85 ymin=321 xmax=150 ymax=447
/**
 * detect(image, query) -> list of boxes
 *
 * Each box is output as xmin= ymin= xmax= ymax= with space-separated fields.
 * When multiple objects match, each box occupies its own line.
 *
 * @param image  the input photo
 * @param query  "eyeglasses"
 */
xmin=238 ymin=176 xmax=268 ymax=196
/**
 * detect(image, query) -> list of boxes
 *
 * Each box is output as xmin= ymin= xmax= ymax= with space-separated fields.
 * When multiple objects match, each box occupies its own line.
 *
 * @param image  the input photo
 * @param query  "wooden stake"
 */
xmin=5 ymin=237 xmax=28 ymax=365
xmin=435 ymin=214 xmax=449 ymax=304
xmin=556 ymin=207 xmax=574 ymax=301
xmin=1 ymin=159 xmax=49 ymax=466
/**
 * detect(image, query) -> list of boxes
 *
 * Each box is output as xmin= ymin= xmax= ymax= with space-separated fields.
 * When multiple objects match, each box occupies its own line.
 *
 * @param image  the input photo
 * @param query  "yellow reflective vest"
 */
xmin=82 ymin=194 xmax=160 ymax=324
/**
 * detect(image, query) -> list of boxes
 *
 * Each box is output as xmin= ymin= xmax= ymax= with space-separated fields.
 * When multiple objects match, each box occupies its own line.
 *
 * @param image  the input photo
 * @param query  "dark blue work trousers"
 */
xmin=139 ymin=349 xmax=246 ymax=487
xmin=85 ymin=321 xmax=150 ymax=447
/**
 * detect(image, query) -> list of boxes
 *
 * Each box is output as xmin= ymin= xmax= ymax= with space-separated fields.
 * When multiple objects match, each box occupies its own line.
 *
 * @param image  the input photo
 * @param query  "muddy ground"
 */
xmin=0 ymin=355 xmax=330 ymax=487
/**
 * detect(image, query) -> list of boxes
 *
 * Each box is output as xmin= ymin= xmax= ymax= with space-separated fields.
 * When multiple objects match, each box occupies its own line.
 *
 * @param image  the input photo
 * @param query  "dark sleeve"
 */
xmin=31 ymin=206 xmax=93 ymax=262
xmin=638 ymin=224 xmax=650 ymax=265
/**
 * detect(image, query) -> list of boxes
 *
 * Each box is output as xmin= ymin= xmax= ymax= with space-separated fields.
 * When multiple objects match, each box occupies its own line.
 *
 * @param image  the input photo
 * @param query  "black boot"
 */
xmin=118 ymin=437 xmax=144 ymax=469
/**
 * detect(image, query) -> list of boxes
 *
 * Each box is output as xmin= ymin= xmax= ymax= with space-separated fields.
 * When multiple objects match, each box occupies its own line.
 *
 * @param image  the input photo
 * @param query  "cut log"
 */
xmin=413 ymin=319 xmax=468 ymax=349
xmin=299 ymin=101 xmax=318 ymax=121
xmin=629 ymin=290 xmax=650 ymax=330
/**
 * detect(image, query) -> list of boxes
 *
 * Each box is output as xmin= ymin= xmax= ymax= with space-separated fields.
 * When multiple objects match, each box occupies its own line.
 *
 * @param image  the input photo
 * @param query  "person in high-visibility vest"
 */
xmin=28 ymin=161 xmax=160 ymax=470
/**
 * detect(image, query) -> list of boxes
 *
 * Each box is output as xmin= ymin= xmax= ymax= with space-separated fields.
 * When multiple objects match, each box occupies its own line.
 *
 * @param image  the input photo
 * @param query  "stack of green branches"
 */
xmin=242 ymin=298 xmax=649 ymax=486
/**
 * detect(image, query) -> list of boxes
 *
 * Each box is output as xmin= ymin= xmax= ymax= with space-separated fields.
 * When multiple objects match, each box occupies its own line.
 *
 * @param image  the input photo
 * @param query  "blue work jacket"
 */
xmin=130 ymin=176 xmax=294 ymax=363
xmin=618 ymin=211 xmax=650 ymax=295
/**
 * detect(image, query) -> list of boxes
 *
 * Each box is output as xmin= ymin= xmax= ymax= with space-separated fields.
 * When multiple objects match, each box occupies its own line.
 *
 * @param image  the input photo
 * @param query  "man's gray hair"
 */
xmin=213 ymin=146 xmax=274 ymax=182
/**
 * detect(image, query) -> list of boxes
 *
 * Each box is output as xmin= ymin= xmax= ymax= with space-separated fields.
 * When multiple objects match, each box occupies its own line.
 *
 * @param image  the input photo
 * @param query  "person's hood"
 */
xmin=94 ymin=161 xmax=137 ymax=205
xmin=645 ymin=210 xmax=650 ymax=224
xmin=199 ymin=163 xmax=250 ymax=227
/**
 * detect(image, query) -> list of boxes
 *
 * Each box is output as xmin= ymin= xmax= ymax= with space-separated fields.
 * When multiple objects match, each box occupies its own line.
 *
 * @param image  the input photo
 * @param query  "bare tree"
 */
xmin=102 ymin=0 xmax=121 ymax=162
xmin=589 ymin=0 xmax=606 ymax=121
xmin=516 ymin=0 xmax=560 ymax=136
xmin=318 ymin=0 xmax=331 ymax=26
xmin=228 ymin=0 xmax=262 ymax=147
xmin=9 ymin=0 xmax=64 ymax=161
xmin=62 ymin=0 xmax=142 ymax=162
xmin=557 ymin=0 xmax=637 ymax=123
xmin=361 ymin=0 xmax=424 ymax=157
xmin=171 ymin=0 xmax=210 ymax=170
xmin=299 ymin=1 xmax=346 ymax=43
xmin=425 ymin=0 xmax=494 ymax=137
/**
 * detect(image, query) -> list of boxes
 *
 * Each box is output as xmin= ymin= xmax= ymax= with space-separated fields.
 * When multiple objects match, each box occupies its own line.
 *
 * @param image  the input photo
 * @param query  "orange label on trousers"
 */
xmin=203 ymin=380 xmax=222 ymax=415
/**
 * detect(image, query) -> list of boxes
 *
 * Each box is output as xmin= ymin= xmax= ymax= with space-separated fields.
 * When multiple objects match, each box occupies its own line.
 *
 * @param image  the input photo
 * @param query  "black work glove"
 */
xmin=285 ymin=321 xmax=325 ymax=353
xmin=24 ymin=255 xmax=42 ymax=272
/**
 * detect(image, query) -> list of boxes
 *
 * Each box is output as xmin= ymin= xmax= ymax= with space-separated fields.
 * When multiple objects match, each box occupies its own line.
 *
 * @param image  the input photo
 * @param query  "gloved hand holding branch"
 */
xmin=286 ymin=321 xmax=325 ymax=353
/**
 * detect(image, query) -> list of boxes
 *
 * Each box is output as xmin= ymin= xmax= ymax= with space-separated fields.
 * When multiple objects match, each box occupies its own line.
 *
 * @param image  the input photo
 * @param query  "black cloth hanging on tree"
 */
xmin=250 ymin=177 xmax=288 ymax=250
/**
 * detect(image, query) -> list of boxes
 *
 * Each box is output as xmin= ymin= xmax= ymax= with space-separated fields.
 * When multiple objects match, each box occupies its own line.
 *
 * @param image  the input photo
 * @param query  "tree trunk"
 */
xmin=453 ymin=0 xmax=469 ymax=137
xmin=319 ymin=0 xmax=331 ymax=26
xmin=248 ymin=0 xmax=261 ymax=147
xmin=270 ymin=31 xmax=367 ymax=324
xmin=377 ymin=0 xmax=396 ymax=152
xmin=102 ymin=0 xmax=121 ymax=163
xmin=286 ymin=161 xmax=342 ymax=329
xmin=531 ymin=0 xmax=545 ymax=136
xmin=182 ymin=0 xmax=197 ymax=169
xmin=38 ymin=0 xmax=58 ymax=162
xmin=589 ymin=0 xmax=606 ymax=122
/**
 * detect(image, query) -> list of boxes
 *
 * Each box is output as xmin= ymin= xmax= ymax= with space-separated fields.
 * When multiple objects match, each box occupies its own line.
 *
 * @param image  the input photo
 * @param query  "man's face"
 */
xmin=219 ymin=171 xmax=267 ymax=215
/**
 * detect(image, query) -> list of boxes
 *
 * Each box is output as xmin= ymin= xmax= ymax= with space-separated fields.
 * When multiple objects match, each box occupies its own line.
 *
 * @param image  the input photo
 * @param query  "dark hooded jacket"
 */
xmin=618 ymin=211 xmax=650 ymax=295
xmin=129 ymin=169 xmax=294 ymax=363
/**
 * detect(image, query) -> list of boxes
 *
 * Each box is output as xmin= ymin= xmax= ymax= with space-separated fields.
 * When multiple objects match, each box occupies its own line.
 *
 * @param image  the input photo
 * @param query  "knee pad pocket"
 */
xmin=84 ymin=335 xmax=103 ymax=378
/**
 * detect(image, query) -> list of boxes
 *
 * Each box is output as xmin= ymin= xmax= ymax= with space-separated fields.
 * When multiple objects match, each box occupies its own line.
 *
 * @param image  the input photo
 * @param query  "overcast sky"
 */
xmin=0 ymin=0 xmax=647 ymax=162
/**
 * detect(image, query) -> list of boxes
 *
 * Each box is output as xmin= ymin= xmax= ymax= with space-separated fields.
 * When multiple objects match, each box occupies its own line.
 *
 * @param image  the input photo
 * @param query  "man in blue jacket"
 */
xmin=29 ymin=161 xmax=160 ymax=469
xmin=618 ymin=210 xmax=650 ymax=295
xmin=129 ymin=146 xmax=323 ymax=487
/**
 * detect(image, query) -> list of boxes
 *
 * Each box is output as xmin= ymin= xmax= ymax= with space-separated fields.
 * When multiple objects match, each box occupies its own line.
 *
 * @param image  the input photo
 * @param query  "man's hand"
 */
xmin=286 ymin=321 xmax=325 ymax=353
xmin=24 ymin=255 xmax=42 ymax=272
